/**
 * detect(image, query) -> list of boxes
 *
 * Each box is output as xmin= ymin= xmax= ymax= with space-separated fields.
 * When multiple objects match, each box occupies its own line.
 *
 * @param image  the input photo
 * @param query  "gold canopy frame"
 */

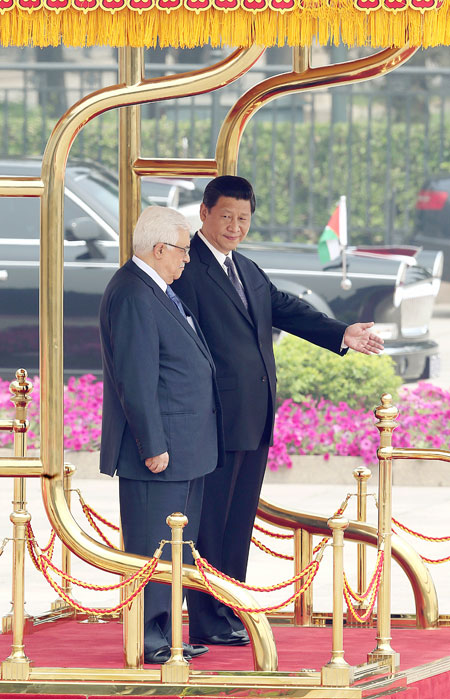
xmin=15 ymin=45 xmax=418 ymax=633
xmin=0 ymin=37 xmax=444 ymax=696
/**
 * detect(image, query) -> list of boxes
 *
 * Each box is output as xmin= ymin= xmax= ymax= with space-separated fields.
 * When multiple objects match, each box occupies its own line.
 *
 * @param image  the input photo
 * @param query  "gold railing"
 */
xmin=3 ymin=373 xmax=449 ymax=691
xmin=257 ymin=393 xmax=445 ymax=649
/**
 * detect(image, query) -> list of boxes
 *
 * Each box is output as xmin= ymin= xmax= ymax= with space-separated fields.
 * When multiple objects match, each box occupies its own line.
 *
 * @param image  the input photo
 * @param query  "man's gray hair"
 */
xmin=133 ymin=206 xmax=190 ymax=255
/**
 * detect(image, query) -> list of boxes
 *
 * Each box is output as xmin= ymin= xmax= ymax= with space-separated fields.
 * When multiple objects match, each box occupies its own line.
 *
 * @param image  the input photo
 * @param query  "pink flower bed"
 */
xmin=1 ymin=376 xmax=449 ymax=468
xmin=0 ymin=374 xmax=102 ymax=451
xmin=268 ymin=383 xmax=450 ymax=470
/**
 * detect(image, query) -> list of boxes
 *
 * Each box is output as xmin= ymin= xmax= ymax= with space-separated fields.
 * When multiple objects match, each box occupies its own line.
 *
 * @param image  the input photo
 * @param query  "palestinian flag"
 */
xmin=318 ymin=196 xmax=347 ymax=264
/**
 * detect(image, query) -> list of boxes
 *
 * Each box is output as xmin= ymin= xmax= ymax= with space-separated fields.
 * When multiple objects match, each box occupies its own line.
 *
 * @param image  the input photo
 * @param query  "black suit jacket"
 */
xmin=172 ymin=233 xmax=348 ymax=451
xmin=99 ymin=259 xmax=223 ymax=480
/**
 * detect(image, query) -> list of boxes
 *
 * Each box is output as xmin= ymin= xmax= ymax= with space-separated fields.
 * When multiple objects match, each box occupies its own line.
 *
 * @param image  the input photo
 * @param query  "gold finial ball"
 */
xmin=9 ymin=368 xmax=33 ymax=403
xmin=63 ymin=462 xmax=77 ymax=478
xmin=374 ymin=392 xmax=399 ymax=423
xmin=166 ymin=512 xmax=189 ymax=529
xmin=353 ymin=466 xmax=372 ymax=481
xmin=327 ymin=515 xmax=349 ymax=531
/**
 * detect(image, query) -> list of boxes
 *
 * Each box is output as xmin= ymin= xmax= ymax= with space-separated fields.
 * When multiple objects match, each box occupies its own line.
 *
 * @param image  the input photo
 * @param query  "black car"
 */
xmin=413 ymin=174 xmax=450 ymax=280
xmin=0 ymin=159 xmax=443 ymax=381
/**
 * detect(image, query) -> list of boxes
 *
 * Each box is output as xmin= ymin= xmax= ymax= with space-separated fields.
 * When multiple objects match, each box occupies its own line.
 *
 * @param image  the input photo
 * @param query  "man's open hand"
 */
xmin=343 ymin=322 xmax=384 ymax=355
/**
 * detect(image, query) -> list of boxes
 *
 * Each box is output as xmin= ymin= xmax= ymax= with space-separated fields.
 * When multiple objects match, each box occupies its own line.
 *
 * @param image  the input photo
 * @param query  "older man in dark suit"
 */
xmin=99 ymin=206 xmax=223 ymax=664
xmin=172 ymin=176 xmax=384 ymax=647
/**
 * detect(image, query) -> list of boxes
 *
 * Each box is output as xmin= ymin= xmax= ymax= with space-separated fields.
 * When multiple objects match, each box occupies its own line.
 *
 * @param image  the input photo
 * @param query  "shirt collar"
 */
xmin=132 ymin=254 xmax=167 ymax=292
xmin=197 ymin=230 xmax=233 ymax=269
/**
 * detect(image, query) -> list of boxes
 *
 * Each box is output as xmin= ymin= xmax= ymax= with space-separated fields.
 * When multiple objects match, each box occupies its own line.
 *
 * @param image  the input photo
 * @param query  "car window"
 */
xmin=63 ymin=196 xmax=113 ymax=242
xmin=177 ymin=180 xmax=206 ymax=207
xmin=0 ymin=197 xmax=40 ymax=239
xmin=0 ymin=194 xmax=114 ymax=242
xmin=141 ymin=180 xmax=175 ymax=207
xmin=75 ymin=174 xmax=120 ymax=222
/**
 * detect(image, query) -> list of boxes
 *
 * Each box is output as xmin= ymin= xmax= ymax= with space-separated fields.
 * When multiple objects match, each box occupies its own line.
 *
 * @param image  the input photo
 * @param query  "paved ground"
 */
xmin=0 ymin=477 xmax=449 ymax=623
xmin=1 ymin=286 xmax=449 ymax=629
xmin=424 ymin=281 xmax=450 ymax=391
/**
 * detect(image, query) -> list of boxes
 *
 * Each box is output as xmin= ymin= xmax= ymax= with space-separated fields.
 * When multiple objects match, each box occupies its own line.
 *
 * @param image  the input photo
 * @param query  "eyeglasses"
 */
xmin=159 ymin=242 xmax=190 ymax=255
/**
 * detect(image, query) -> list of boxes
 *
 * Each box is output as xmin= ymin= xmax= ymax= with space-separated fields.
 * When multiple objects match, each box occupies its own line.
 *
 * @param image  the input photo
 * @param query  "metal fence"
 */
xmin=1 ymin=56 xmax=450 ymax=244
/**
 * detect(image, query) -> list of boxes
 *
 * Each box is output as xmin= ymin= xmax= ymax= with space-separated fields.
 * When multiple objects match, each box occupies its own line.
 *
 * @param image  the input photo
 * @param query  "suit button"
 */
xmin=261 ymin=376 xmax=267 ymax=382
xmin=212 ymin=408 xmax=216 ymax=413
xmin=259 ymin=341 xmax=263 ymax=348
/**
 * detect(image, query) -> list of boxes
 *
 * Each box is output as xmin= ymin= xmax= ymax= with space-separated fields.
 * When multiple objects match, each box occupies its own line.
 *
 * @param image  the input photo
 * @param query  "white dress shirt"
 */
xmin=132 ymin=254 xmax=167 ymax=291
xmin=132 ymin=254 xmax=195 ymax=330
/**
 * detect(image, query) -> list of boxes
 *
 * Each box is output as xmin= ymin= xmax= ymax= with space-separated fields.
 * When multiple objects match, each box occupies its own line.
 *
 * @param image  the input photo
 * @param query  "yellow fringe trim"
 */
xmin=0 ymin=4 xmax=448 ymax=47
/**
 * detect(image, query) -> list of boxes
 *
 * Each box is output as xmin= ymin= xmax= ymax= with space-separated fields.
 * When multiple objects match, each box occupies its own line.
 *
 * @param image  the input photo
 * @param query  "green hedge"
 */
xmin=273 ymin=334 xmax=402 ymax=411
xmin=3 ymin=105 xmax=450 ymax=245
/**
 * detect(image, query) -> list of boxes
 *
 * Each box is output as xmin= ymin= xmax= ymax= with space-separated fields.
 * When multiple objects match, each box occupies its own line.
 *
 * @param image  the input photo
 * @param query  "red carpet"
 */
xmin=1 ymin=622 xmax=450 ymax=696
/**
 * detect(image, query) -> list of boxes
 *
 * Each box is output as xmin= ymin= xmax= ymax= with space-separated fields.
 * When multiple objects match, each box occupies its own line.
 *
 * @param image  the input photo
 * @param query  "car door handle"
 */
xmin=0 ymin=270 xmax=8 ymax=281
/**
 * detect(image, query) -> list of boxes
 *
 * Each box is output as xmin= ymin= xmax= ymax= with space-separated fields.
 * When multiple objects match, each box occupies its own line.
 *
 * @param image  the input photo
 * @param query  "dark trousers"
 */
xmin=187 ymin=440 xmax=269 ymax=638
xmin=119 ymin=476 xmax=204 ymax=653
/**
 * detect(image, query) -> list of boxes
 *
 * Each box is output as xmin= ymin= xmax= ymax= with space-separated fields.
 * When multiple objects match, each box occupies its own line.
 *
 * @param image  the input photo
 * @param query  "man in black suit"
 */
xmin=99 ymin=206 xmax=223 ymax=664
xmin=172 ymin=176 xmax=384 ymax=646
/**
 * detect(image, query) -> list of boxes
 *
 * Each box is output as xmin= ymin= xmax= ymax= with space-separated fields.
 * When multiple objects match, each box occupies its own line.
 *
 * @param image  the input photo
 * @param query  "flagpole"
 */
xmin=339 ymin=196 xmax=352 ymax=291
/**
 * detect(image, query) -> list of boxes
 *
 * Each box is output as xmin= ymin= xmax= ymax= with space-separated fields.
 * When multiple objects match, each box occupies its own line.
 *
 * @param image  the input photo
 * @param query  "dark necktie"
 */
xmin=224 ymin=256 xmax=248 ymax=310
xmin=166 ymin=285 xmax=188 ymax=320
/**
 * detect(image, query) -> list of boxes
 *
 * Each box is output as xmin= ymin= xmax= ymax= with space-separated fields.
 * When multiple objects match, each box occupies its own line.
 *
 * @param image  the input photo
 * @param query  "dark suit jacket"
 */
xmin=99 ymin=259 xmax=223 ymax=481
xmin=172 ymin=233 xmax=348 ymax=451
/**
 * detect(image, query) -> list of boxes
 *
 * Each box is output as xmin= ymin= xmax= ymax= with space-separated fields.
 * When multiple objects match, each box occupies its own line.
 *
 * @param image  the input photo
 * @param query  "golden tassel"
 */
xmin=0 ymin=3 xmax=448 ymax=48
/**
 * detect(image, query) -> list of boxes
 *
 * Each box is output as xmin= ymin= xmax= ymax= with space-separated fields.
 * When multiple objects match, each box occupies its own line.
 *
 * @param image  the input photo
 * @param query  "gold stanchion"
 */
xmin=161 ymin=513 xmax=190 ymax=683
xmin=293 ymin=529 xmax=313 ymax=626
xmin=50 ymin=462 xmax=76 ymax=612
xmin=367 ymin=394 xmax=400 ymax=672
xmin=353 ymin=467 xmax=372 ymax=611
xmin=321 ymin=515 xmax=353 ymax=687
xmin=123 ymin=577 xmax=144 ymax=669
xmin=1 ymin=369 xmax=33 ymax=680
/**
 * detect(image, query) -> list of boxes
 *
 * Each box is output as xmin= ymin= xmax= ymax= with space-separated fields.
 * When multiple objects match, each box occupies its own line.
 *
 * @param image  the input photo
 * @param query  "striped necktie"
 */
xmin=224 ymin=256 xmax=248 ymax=310
xmin=166 ymin=285 xmax=188 ymax=320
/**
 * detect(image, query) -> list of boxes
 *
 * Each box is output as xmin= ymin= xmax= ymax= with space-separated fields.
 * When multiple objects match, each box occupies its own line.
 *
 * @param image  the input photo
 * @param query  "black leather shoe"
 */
xmin=144 ymin=646 xmax=192 ymax=664
xmin=189 ymin=631 xmax=250 ymax=646
xmin=232 ymin=629 xmax=250 ymax=642
xmin=183 ymin=642 xmax=209 ymax=657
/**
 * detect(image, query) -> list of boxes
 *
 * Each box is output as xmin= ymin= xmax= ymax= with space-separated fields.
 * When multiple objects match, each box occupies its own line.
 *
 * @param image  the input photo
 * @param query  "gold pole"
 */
xmin=118 ymin=46 xmax=143 ymax=267
xmin=321 ymin=515 xmax=353 ymax=687
xmin=123 ymin=578 xmax=144 ymax=670
xmin=50 ymin=463 xmax=76 ymax=613
xmin=161 ymin=513 xmax=190 ymax=683
xmin=292 ymin=47 xmax=311 ymax=74
xmin=367 ymin=394 xmax=400 ymax=672
xmin=1 ymin=370 xmax=33 ymax=680
xmin=133 ymin=158 xmax=217 ymax=179
xmin=62 ymin=463 xmax=75 ymax=599
xmin=0 ymin=458 xmax=42 ymax=477
xmin=353 ymin=467 xmax=371 ymax=606
xmin=293 ymin=529 xmax=313 ymax=626
xmin=118 ymin=46 xmax=145 ymax=666
xmin=119 ymin=523 xmax=125 ymax=619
